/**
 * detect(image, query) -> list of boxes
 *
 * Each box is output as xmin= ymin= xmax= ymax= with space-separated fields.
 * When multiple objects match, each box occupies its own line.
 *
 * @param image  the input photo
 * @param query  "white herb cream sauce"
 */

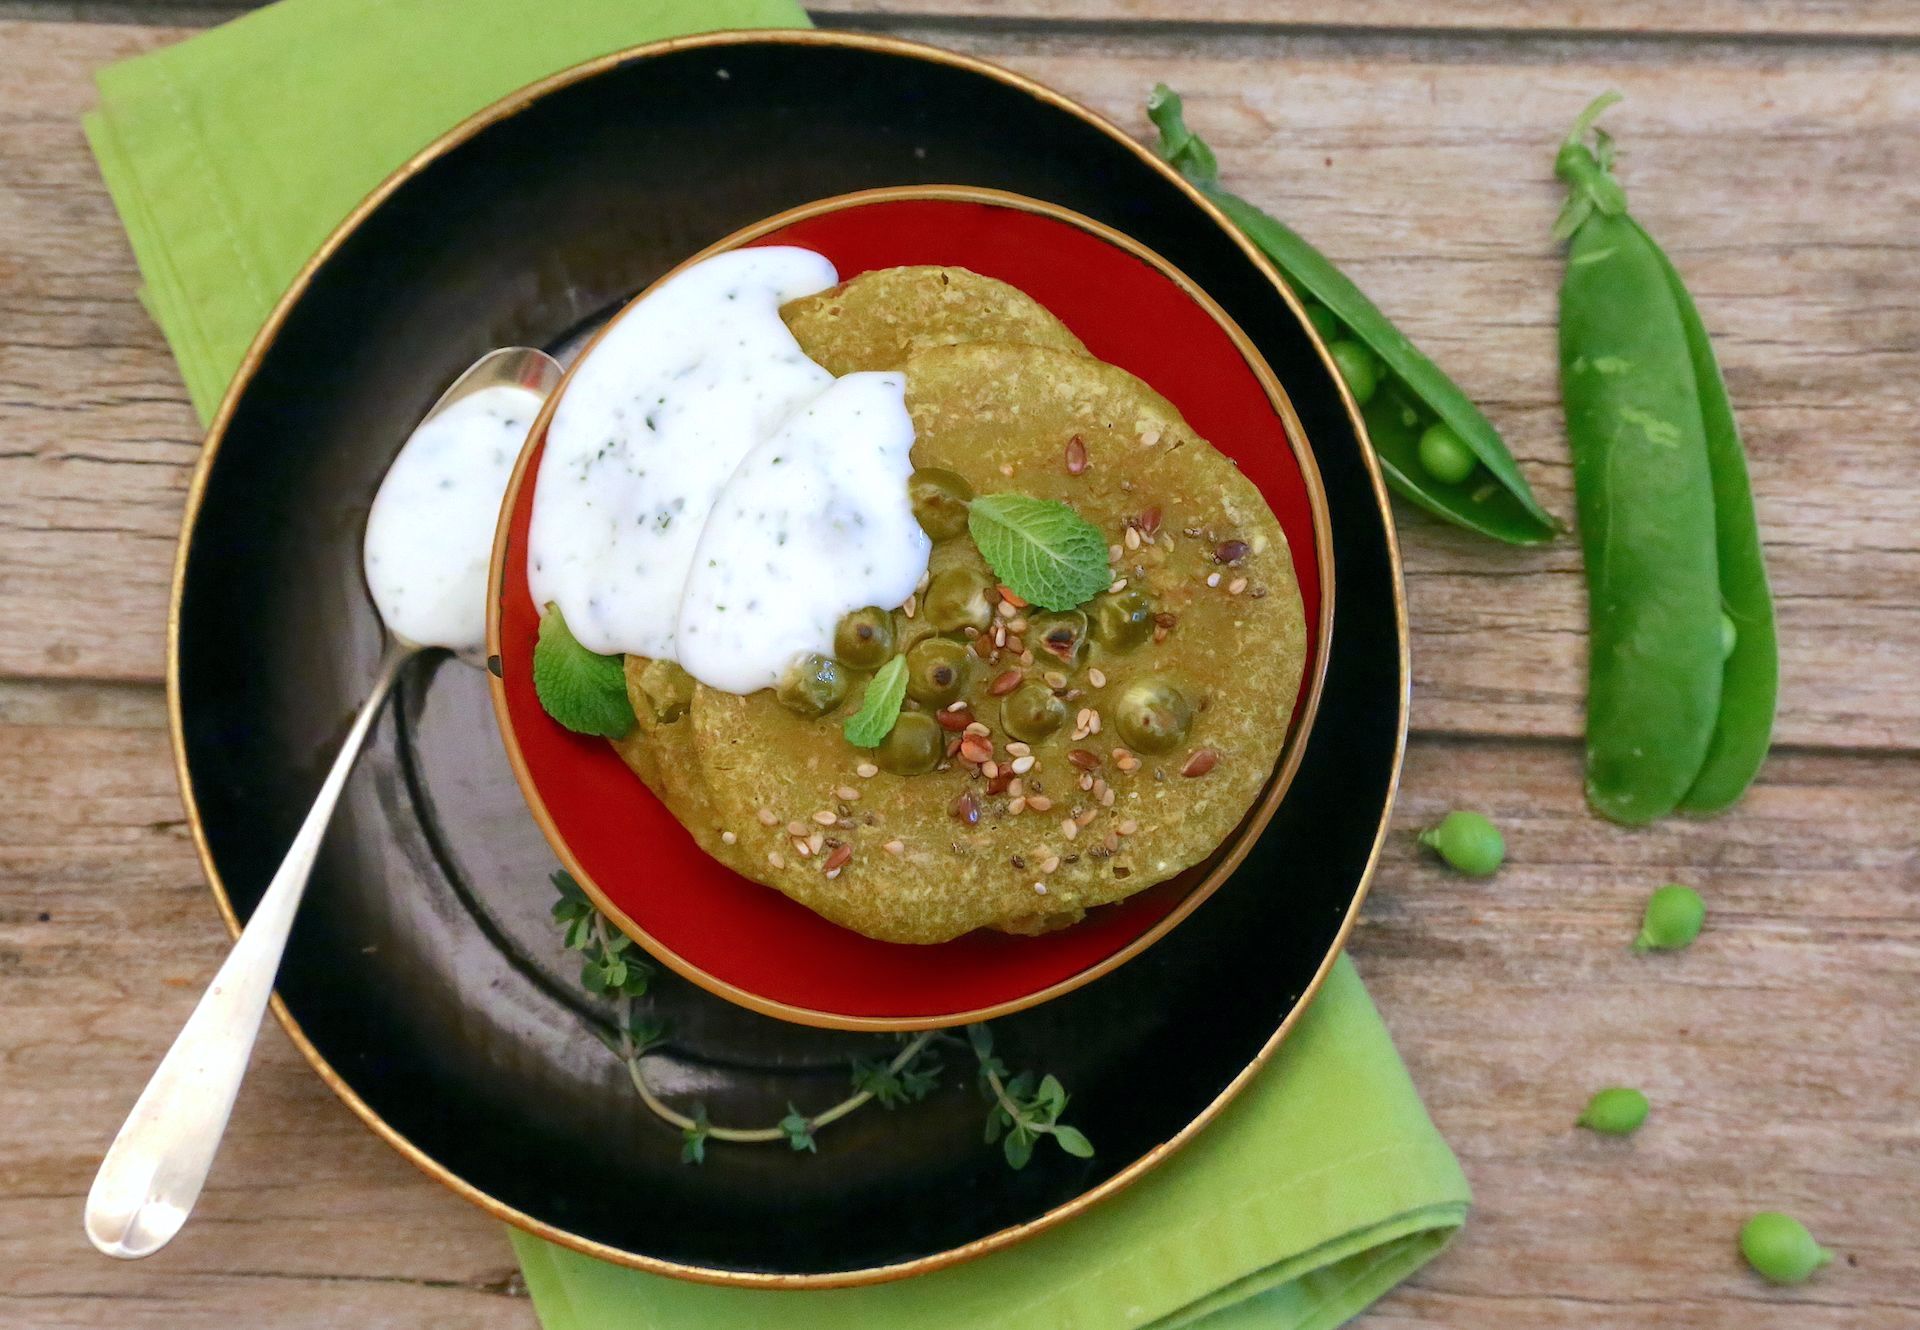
xmin=526 ymin=247 xmax=931 ymax=693
xmin=362 ymin=383 xmax=543 ymax=657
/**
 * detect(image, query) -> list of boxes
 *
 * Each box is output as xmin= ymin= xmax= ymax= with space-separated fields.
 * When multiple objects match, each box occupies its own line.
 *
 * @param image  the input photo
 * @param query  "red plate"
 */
xmin=488 ymin=188 xmax=1330 ymax=1029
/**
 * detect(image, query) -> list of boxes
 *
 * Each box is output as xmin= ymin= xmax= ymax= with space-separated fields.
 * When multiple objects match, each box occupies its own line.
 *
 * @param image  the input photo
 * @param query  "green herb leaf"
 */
xmin=842 ymin=654 xmax=909 ymax=748
xmin=1052 ymin=1125 xmax=1095 ymax=1159
xmin=532 ymin=603 xmax=635 ymax=738
xmin=780 ymin=1104 xmax=818 ymax=1153
xmin=680 ymin=1105 xmax=710 ymax=1165
xmin=1003 ymin=1127 xmax=1036 ymax=1170
xmin=967 ymin=494 xmax=1109 ymax=611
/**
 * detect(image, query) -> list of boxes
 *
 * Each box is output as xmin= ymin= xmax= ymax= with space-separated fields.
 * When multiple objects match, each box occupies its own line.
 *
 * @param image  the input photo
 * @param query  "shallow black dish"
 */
xmin=171 ymin=31 xmax=1406 ymax=1284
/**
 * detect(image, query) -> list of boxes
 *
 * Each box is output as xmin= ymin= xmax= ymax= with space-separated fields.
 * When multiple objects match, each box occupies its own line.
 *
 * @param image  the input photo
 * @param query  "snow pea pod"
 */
xmin=1658 ymin=243 xmax=1777 ymax=813
xmin=1147 ymin=85 xmax=1559 ymax=546
xmin=1555 ymin=95 xmax=1724 ymax=824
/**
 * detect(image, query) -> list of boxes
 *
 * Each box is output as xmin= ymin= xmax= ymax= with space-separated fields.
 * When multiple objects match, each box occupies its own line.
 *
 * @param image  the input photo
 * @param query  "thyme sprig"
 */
xmin=549 ymin=872 xmax=1092 ymax=1169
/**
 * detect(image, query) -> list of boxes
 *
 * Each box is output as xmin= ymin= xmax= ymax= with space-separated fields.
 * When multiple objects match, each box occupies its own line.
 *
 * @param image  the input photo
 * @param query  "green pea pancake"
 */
xmin=780 ymin=265 xmax=1087 ymax=374
xmin=681 ymin=343 xmax=1305 ymax=943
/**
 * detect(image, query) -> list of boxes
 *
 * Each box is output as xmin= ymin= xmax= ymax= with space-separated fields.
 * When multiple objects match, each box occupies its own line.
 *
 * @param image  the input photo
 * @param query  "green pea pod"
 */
xmin=1555 ymin=95 xmax=1724 ymax=824
xmin=1147 ymin=85 xmax=1559 ymax=546
xmin=1657 ymin=240 xmax=1777 ymax=813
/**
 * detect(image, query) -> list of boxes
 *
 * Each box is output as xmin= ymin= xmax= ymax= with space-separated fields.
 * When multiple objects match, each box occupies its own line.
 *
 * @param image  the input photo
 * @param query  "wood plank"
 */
xmin=11 ymin=0 xmax=1920 ymax=40
xmin=2 ymin=24 xmax=1917 ymax=750
xmin=2 ymin=706 xmax=1911 ymax=1324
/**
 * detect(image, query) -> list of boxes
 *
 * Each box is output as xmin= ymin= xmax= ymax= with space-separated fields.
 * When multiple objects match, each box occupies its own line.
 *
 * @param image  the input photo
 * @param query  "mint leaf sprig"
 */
xmin=532 ymin=604 xmax=635 ymax=738
xmin=843 ymin=653 xmax=909 ymax=748
xmin=550 ymin=872 xmax=1091 ymax=1170
xmin=968 ymin=493 xmax=1110 ymax=612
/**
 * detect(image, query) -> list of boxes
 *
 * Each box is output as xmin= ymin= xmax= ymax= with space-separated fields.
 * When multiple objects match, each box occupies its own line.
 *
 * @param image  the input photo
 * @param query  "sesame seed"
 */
xmin=946 ymin=700 xmax=968 ymax=711
xmin=1010 ymin=755 xmax=1036 ymax=774
xmin=811 ymin=809 xmax=838 ymax=826
xmin=835 ymin=785 xmax=860 ymax=802
xmin=1118 ymin=818 xmax=1139 ymax=835
xmin=1100 ymin=787 xmax=1116 ymax=807
xmin=721 ymin=830 xmax=737 ymax=845
xmin=1042 ymin=855 xmax=1061 ymax=873
xmin=1008 ymin=796 xmax=1027 ymax=814
xmin=983 ymin=760 xmax=999 ymax=779
xmin=1108 ymin=543 xmax=1124 ymax=562
xmin=1006 ymin=741 xmax=1032 ymax=757
xmin=787 ymin=820 xmax=808 ymax=837
xmin=757 ymin=808 xmax=779 ymax=826
xmin=965 ymin=721 xmax=990 ymax=737
xmin=999 ymin=463 xmax=1014 ymax=477
xmin=1125 ymin=526 xmax=1141 ymax=551
xmin=1089 ymin=711 xmax=1102 ymax=734
xmin=1033 ymin=881 xmax=1049 ymax=895
xmin=1109 ymin=577 xmax=1128 ymax=594
xmin=768 ymin=851 xmax=787 ymax=869
xmin=997 ymin=600 xmax=1017 ymax=619
xmin=1028 ymin=795 xmax=1053 ymax=812
xmin=883 ymin=839 xmax=906 ymax=856
xmin=1062 ymin=818 xmax=1079 ymax=841
xmin=792 ymin=838 xmax=812 ymax=857
xmin=856 ymin=762 xmax=879 ymax=779
xmin=1008 ymin=616 xmax=1029 ymax=634
xmin=902 ymin=595 xmax=917 ymax=619
xmin=808 ymin=830 xmax=825 ymax=853
xmin=1076 ymin=808 xmax=1098 ymax=828
xmin=1008 ymin=777 xmax=1024 ymax=797
xmin=1079 ymin=774 xmax=1095 ymax=791
xmin=1228 ymin=577 xmax=1247 ymax=595
xmin=1088 ymin=668 xmax=1107 ymax=688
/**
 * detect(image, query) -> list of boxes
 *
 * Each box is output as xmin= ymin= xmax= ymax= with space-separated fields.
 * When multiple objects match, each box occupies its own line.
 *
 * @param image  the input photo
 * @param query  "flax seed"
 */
xmin=1181 ymin=749 xmax=1221 ymax=777
xmin=823 ymin=843 xmax=853 ymax=874
xmin=1065 ymin=434 xmax=1088 ymax=474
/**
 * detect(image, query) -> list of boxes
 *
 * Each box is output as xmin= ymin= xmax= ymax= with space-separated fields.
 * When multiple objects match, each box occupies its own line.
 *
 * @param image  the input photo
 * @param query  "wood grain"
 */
xmin=3 ymin=6 xmax=1917 ymax=1328
xmin=2 ymin=708 xmax=1913 ymax=1324
xmin=3 ymin=20 xmax=1917 ymax=751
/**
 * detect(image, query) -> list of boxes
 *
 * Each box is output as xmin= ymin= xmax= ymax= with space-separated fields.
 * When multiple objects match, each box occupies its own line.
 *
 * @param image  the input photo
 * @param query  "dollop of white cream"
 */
xmin=363 ymin=383 xmax=542 ymax=656
xmin=527 ymin=246 xmax=839 ymax=658
xmin=677 ymin=373 xmax=928 ymax=693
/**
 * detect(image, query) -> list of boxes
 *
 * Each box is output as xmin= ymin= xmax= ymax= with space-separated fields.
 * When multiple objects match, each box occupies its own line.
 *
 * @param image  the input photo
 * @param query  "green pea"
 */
xmin=1327 ymin=339 xmax=1380 ymax=406
xmin=1001 ymin=682 xmax=1066 ymax=744
xmin=1576 ymin=1086 xmax=1649 ymax=1136
xmin=908 ymin=467 xmax=974 ymax=541
xmin=833 ymin=606 xmax=896 ymax=670
xmin=1028 ymin=610 xmax=1089 ymax=669
xmin=1113 ymin=676 xmax=1193 ymax=754
xmin=1302 ymin=301 xmax=1341 ymax=342
xmin=775 ymin=654 xmax=850 ymax=718
xmin=874 ymin=710 xmax=941 ymax=776
xmin=1739 ymin=1212 xmax=1832 ymax=1285
xmin=922 ymin=568 xmax=994 ymax=635
xmin=1633 ymin=883 xmax=1704 ymax=953
xmin=1417 ymin=811 xmax=1504 ymax=876
xmin=905 ymin=637 xmax=970 ymax=707
xmin=1718 ymin=611 xmax=1738 ymax=661
xmin=1416 ymin=421 xmax=1477 ymax=485
xmin=1088 ymin=589 xmax=1155 ymax=652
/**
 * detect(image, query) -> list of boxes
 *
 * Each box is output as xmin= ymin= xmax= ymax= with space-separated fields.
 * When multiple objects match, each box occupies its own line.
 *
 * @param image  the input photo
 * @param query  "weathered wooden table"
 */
xmin=3 ymin=3 xmax=1915 ymax=1326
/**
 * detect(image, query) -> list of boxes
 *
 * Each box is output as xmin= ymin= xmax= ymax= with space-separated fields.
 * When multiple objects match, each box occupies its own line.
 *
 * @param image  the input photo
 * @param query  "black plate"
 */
xmin=172 ymin=32 xmax=1406 ymax=1282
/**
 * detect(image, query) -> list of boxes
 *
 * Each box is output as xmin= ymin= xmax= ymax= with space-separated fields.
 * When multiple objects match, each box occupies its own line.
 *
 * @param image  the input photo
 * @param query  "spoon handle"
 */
xmin=85 ymin=642 xmax=412 ymax=1259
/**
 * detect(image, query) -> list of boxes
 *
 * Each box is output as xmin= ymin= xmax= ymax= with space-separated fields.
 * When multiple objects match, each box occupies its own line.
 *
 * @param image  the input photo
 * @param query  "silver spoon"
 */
xmin=86 ymin=346 xmax=563 ymax=1259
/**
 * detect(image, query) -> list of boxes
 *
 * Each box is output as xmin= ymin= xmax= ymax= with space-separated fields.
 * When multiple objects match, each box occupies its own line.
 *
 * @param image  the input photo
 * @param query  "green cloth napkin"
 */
xmin=512 ymin=957 xmax=1468 ymax=1330
xmin=85 ymin=3 xmax=1471 ymax=1324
